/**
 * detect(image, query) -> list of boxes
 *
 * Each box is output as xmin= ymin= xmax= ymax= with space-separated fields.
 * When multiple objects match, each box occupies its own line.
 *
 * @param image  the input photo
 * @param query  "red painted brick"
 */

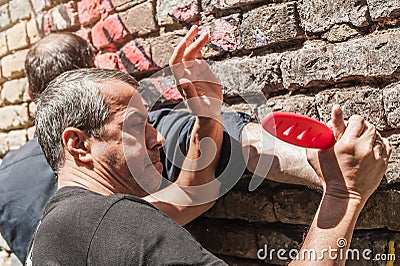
xmin=119 ymin=40 xmax=154 ymax=73
xmin=94 ymin=52 xmax=119 ymax=69
xmin=75 ymin=27 xmax=91 ymax=42
xmin=42 ymin=11 xmax=57 ymax=35
xmin=91 ymin=14 xmax=130 ymax=49
xmin=78 ymin=0 xmax=103 ymax=26
xmin=172 ymin=2 xmax=198 ymax=22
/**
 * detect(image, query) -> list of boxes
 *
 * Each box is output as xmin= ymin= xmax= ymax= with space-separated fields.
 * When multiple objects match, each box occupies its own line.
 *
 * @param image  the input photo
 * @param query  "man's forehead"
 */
xmin=98 ymin=80 xmax=145 ymax=111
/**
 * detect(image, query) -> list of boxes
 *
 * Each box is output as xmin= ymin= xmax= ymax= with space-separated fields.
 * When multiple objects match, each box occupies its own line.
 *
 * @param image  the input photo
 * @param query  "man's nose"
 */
xmin=145 ymin=122 xmax=165 ymax=150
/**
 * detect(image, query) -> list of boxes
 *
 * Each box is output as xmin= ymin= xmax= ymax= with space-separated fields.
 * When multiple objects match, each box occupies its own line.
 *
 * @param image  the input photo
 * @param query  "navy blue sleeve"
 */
xmin=0 ymin=138 xmax=57 ymax=262
xmin=148 ymin=108 xmax=250 ymax=194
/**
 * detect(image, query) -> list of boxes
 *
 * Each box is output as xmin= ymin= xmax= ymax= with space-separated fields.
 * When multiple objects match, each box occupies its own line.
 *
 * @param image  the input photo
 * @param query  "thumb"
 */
xmin=331 ymin=104 xmax=345 ymax=141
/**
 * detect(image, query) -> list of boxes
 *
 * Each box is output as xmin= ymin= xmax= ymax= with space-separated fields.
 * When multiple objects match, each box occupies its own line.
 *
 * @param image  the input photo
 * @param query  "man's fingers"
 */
xmin=178 ymin=78 xmax=198 ymax=99
xmin=331 ymin=104 xmax=346 ymax=140
xmin=184 ymin=25 xmax=199 ymax=47
xmin=183 ymin=32 xmax=210 ymax=62
xmin=342 ymin=115 xmax=366 ymax=139
xmin=169 ymin=25 xmax=199 ymax=65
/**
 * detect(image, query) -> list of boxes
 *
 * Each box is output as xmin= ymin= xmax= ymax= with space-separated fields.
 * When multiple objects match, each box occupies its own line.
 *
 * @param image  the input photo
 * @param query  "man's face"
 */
xmin=90 ymin=80 xmax=165 ymax=197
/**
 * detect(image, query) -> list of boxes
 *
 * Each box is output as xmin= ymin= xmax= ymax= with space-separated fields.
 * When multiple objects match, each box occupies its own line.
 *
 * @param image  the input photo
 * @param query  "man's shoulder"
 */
xmin=0 ymin=138 xmax=44 ymax=169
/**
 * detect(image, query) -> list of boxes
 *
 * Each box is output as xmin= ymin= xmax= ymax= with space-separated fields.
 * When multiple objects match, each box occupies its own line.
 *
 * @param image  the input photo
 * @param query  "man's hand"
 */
xmin=307 ymin=106 xmax=391 ymax=202
xmin=169 ymin=25 xmax=223 ymax=119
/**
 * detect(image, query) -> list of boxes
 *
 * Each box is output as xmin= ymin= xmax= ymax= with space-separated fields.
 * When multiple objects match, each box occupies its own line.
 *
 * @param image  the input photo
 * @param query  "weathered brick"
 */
xmin=202 ymin=0 xmax=264 ymax=15
xmin=110 ymin=0 xmax=147 ymax=12
xmin=119 ymin=39 xmax=154 ymax=73
xmin=258 ymin=94 xmax=318 ymax=120
xmin=31 ymin=0 xmax=46 ymax=13
xmin=356 ymin=190 xmax=400 ymax=231
xmin=298 ymin=0 xmax=369 ymax=33
xmin=6 ymin=22 xmax=28 ymax=51
xmin=28 ymin=101 xmax=36 ymax=119
xmin=273 ymin=187 xmax=321 ymax=225
xmin=0 ymin=32 xmax=8 ymax=58
xmin=321 ymin=24 xmax=359 ymax=43
xmin=383 ymin=82 xmax=400 ymax=129
xmin=42 ymin=11 xmax=57 ymax=35
xmin=50 ymin=2 xmax=79 ymax=31
xmin=6 ymin=129 xmax=27 ymax=150
xmin=186 ymin=219 xmax=258 ymax=259
xmin=281 ymin=30 xmax=400 ymax=90
xmin=315 ymin=86 xmax=386 ymax=130
xmin=92 ymin=14 xmax=129 ymax=49
xmin=119 ymin=1 xmax=157 ymax=37
xmin=367 ymin=0 xmax=400 ymax=21
xmin=0 ymin=104 xmax=31 ymax=131
xmin=257 ymin=227 xmax=304 ymax=265
xmin=26 ymin=18 xmax=41 ymax=44
xmin=95 ymin=52 xmax=119 ymax=69
xmin=1 ymin=78 xmax=28 ymax=104
xmin=150 ymin=30 xmax=185 ymax=67
xmin=0 ymin=4 xmax=11 ymax=29
xmin=0 ymin=132 xmax=8 ymax=157
xmin=27 ymin=126 xmax=35 ymax=140
xmin=387 ymin=134 xmax=400 ymax=184
xmin=138 ymin=74 xmax=182 ymax=106
xmin=203 ymin=189 xmax=278 ymax=223
xmin=9 ymin=0 xmax=32 ymax=23
xmin=157 ymin=0 xmax=198 ymax=26
xmin=75 ymin=27 xmax=91 ymax=41
xmin=241 ymin=2 xmax=302 ymax=50
xmin=77 ymin=0 xmax=103 ymax=26
xmin=0 ymin=49 xmax=28 ymax=79
xmin=201 ymin=14 xmax=240 ymax=52
xmin=210 ymin=53 xmax=283 ymax=98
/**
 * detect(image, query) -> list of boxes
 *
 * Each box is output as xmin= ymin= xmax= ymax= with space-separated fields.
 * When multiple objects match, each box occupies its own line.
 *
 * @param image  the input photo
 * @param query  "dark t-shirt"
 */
xmin=26 ymin=186 xmax=227 ymax=266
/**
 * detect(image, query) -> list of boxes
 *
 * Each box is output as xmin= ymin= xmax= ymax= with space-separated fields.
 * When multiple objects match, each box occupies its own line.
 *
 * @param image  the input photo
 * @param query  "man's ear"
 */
xmin=62 ymin=127 xmax=92 ymax=163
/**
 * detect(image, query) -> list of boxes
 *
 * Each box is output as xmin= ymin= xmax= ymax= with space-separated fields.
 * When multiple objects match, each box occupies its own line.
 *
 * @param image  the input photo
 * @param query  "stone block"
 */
xmin=0 ymin=4 xmax=11 ymax=30
xmin=31 ymin=0 xmax=46 ymax=13
xmin=315 ymin=87 xmax=386 ymax=130
xmin=383 ymin=82 xmax=400 ymax=129
xmin=186 ymin=218 xmax=258 ymax=259
xmin=119 ymin=39 xmax=154 ymax=73
xmin=28 ymin=101 xmax=36 ymax=119
xmin=27 ymin=126 xmax=35 ymax=140
xmin=0 ymin=32 xmax=8 ymax=58
xmin=210 ymin=53 xmax=283 ymax=98
xmin=259 ymin=94 xmax=318 ymax=120
xmin=6 ymin=22 xmax=28 ymax=51
xmin=50 ymin=2 xmax=79 ymax=31
xmin=110 ymin=0 xmax=147 ymax=12
xmin=91 ymin=14 xmax=129 ymax=49
xmin=1 ymin=77 xmax=28 ymax=104
xmin=356 ymin=190 xmax=400 ymax=231
xmin=0 ymin=132 xmax=7 ymax=156
xmin=9 ymin=0 xmax=32 ymax=23
xmin=150 ymin=30 xmax=185 ymax=67
xmin=298 ymin=0 xmax=369 ymax=33
xmin=201 ymin=14 xmax=240 ymax=52
xmin=367 ymin=0 xmax=400 ymax=21
xmin=41 ymin=11 xmax=56 ymax=35
xmin=203 ymin=189 xmax=278 ymax=223
xmin=77 ymin=0 xmax=103 ymax=26
xmin=26 ymin=18 xmax=41 ymax=44
xmin=273 ymin=187 xmax=321 ymax=225
xmin=119 ymin=1 xmax=157 ymax=37
xmin=386 ymin=134 xmax=400 ymax=184
xmin=157 ymin=0 xmax=198 ymax=26
xmin=0 ymin=49 xmax=28 ymax=79
xmin=321 ymin=24 xmax=359 ymax=43
xmin=202 ymin=0 xmax=265 ymax=15
xmin=0 ymin=104 xmax=31 ymax=131
xmin=281 ymin=29 xmax=400 ymax=90
xmin=240 ymin=2 xmax=302 ymax=50
xmin=7 ymin=129 xmax=27 ymax=150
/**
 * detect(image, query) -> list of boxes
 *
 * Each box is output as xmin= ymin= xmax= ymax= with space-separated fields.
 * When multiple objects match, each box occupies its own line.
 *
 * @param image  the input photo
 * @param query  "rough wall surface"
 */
xmin=0 ymin=0 xmax=400 ymax=265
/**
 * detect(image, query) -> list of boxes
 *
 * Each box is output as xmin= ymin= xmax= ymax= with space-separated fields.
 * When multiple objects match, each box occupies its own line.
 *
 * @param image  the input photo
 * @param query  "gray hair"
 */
xmin=35 ymin=68 xmax=139 ymax=173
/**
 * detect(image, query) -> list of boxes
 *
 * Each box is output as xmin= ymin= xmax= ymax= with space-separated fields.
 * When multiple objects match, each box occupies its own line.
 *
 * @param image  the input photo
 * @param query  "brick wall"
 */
xmin=0 ymin=0 xmax=400 ymax=265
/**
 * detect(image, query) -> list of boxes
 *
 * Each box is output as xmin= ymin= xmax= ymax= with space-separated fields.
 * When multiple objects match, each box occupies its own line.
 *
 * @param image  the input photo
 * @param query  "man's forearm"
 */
xmin=290 ymin=194 xmax=364 ymax=265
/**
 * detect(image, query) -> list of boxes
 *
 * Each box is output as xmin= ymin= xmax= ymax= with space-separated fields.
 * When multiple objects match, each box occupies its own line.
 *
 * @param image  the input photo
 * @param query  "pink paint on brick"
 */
xmin=91 ymin=14 xmax=130 ymax=49
xmin=172 ymin=2 xmax=198 ymax=22
xmin=95 ymin=52 xmax=119 ymax=69
xmin=120 ymin=40 xmax=154 ymax=72
xmin=211 ymin=15 xmax=239 ymax=51
xmin=151 ymin=77 xmax=182 ymax=101
xmin=78 ymin=0 xmax=103 ymax=25
xmin=75 ymin=27 xmax=91 ymax=41
xmin=42 ymin=11 xmax=56 ymax=35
